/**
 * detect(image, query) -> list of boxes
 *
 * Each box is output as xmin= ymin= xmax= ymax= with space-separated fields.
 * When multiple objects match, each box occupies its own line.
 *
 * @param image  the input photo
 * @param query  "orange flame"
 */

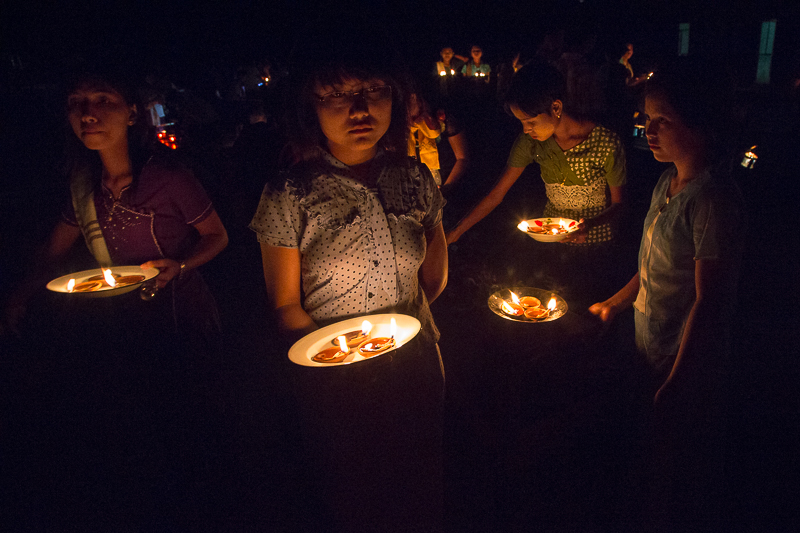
xmin=547 ymin=296 xmax=557 ymax=311
xmin=103 ymin=269 xmax=116 ymax=288
xmin=337 ymin=335 xmax=349 ymax=353
xmin=509 ymin=291 xmax=520 ymax=305
xmin=67 ymin=279 xmax=75 ymax=292
xmin=361 ymin=320 xmax=372 ymax=336
xmin=517 ymin=220 xmax=529 ymax=232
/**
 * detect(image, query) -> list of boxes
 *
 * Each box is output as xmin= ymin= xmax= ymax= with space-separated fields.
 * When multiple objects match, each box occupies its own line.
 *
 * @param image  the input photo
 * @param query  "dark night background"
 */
xmin=2 ymin=0 xmax=799 ymax=531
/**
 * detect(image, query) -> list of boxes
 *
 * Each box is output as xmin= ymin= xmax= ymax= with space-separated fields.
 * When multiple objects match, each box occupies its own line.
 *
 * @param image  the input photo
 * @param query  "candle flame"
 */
xmin=501 ymin=300 xmax=517 ymax=314
xmin=67 ymin=279 xmax=75 ymax=292
xmin=547 ymin=296 xmax=557 ymax=311
xmin=518 ymin=220 xmax=529 ymax=232
xmin=509 ymin=291 xmax=520 ymax=305
xmin=337 ymin=335 xmax=349 ymax=353
xmin=103 ymin=269 xmax=116 ymax=287
xmin=390 ymin=317 xmax=397 ymax=338
xmin=551 ymin=228 xmax=558 ymax=234
xmin=440 ymin=70 xmax=447 ymax=76
xmin=361 ymin=320 xmax=372 ymax=336
xmin=749 ymin=145 xmax=757 ymax=151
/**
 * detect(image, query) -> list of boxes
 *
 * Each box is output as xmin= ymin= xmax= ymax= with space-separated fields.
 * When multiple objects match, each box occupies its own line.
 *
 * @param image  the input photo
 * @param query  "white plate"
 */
xmin=288 ymin=314 xmax=421 ymax=367
xmin=518 ymin=217 xmax=579 ymax=242
xmin=488 ymin=287 xmax=568 ymax=323
xmin=46 ymin=266 xmax=160 ymax=298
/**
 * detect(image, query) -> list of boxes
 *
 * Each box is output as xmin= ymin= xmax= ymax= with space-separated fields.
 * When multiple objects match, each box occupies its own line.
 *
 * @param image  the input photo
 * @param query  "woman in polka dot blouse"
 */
xmin=249 ymin=26 xmax=448 ymax=531
xmin=446 ymin=59 xmax=626 ymax=247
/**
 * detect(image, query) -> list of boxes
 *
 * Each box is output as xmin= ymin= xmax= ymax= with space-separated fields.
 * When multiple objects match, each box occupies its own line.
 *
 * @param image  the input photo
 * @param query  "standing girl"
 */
xmin=250 ymin=28 xmax=447 ymax=532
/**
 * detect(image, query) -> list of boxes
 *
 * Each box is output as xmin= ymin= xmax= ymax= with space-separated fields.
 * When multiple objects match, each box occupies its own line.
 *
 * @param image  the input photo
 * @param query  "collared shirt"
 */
xmin=249 ymin=150 xmax=445 ymax=342
xmin=62 ymin=161 xmax=214 ymax=265
xmin=633 ymin=166 xmax=743 ymax=368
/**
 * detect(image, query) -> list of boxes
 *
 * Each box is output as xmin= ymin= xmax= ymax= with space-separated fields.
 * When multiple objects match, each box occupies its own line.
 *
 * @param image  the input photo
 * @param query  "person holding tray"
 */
xmin=589 ymin=61 xmax=743 ymax=530
xmin=250 ymin=20 xmax=447 ymax=533
xmin=1 ymin=67 xmax=228 ymax=527
xmin=445 ymin=60 xmax=627 ymax=302
xmin=5 ymin=67 xmax=228 ymax=350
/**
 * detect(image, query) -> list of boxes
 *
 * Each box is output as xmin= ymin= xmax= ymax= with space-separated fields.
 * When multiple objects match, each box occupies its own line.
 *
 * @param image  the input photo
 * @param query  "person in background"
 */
xmin=589 ymin=61 xmax=743 ymax=531
xmin=437 ymin=105 xmax=470 ymax=196
xmin=619 ymin=43 xmax=650 ymax=87
xmin=435 ymin=46 xmax=466 ymax=78
xmin=462 ymin=45 xmax=491 ymax=82
xmin=435 ymin=46 xmax=466 ymax=97
xmin=408 ymin=90 xmax=444 ymax=185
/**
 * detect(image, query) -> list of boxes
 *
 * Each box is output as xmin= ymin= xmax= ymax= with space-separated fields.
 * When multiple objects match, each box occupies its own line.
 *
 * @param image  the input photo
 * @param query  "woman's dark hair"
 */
xmin=283 ymin=17 xmax=410 ymax=164
xmin=503 ymin=60 xmax=566 ymax=118
xmin=62 ymin=66 xmax=152 ymax=183
xmin=645 ymin=58 xmax=733 ymax=163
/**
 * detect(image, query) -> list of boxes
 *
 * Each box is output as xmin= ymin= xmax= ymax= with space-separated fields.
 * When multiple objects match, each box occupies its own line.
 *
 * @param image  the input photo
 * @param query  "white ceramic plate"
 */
xmin=487 ymin=287 xmax=568 ymax=323
xmin=518 ymin=217 xmax=579 ymax=243
xmin=288 ymin=314 xmax=421 ymax=367
xmin=46 ymin=266 xmax=160 ymax=298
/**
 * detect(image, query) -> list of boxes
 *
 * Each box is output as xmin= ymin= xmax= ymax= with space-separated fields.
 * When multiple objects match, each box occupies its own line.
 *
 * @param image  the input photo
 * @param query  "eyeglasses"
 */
xmin=315 ymin=85 xmax=393 ymax=108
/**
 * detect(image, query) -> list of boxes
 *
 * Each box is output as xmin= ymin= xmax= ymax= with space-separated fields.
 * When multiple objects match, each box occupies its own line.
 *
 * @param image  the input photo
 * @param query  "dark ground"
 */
xmin=2 ymin=82 xmax=799 ymax=532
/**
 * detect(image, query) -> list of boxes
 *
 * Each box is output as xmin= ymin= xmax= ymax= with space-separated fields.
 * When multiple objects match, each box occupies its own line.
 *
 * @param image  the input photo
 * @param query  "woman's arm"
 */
xmin=419 ymin=222 xmax=448 ymax=304
xmin=441 ymin=131 xmax=469 ymax=191
xmin=141 ymin=210 xmax=229 ymax=288
xmin=655 ymin=258 xmax=734 ymax=404
xmin=445 ymin=165 xmax=526 ymax=244
xmin=259 ymin=243 xmax=317 ymax=341
xmin=589 ymin=272 xmax=639 ymax=323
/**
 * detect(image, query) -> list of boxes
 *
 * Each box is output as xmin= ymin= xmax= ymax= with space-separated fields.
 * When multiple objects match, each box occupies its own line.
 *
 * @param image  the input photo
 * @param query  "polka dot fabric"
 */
xmin=508 ymin=126 xmax=626 ymax=244
xmin=250 ymin=150 xmax=444 ymax=341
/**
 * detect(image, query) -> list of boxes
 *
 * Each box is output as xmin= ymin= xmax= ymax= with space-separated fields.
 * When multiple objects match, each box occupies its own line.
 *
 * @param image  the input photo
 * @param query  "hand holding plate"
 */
xmin=140 ymin=259 xmax=181 ymax=288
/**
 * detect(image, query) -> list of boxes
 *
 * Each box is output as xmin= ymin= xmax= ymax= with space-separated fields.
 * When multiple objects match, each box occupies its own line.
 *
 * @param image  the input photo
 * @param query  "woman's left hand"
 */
xmin=561 ymin=218 xmax=588 ymax=244
xmin=141 ymin=258 xmax=181 ymax=288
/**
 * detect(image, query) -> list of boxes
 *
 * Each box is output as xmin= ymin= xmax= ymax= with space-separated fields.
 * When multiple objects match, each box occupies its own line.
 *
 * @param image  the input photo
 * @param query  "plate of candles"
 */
xmin=488 ymin=287 xmax=567 ymax=323
xmin=288 ymin=314 xmax=421 ymax=367
xmin=517 ymin=218 xmax=579 ymax=242
xmin=46 ymin=266 xmax=160 ymax=298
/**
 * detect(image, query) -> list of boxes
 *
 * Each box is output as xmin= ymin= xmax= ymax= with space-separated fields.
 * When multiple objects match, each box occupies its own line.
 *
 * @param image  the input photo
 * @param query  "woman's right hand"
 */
xmin=588 ymin=299 xmax=620 ymax=323
xmin=445 ymin=229 xmax=461 ymax=245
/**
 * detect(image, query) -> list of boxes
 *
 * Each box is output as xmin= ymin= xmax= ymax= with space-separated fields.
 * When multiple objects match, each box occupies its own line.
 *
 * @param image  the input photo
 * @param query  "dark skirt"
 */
xmin=290 ymin=335 xmax=445 ymax=533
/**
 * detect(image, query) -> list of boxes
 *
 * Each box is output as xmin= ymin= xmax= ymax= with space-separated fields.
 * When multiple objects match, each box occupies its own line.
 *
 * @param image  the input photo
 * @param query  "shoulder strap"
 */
xmin=70 ymin=167 xmax=113 ymax=268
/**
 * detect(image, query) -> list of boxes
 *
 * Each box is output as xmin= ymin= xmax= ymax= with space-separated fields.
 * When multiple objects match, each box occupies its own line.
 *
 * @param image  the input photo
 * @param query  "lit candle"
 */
xmin=337 ymin=335 xmax=349 ymax=353
xmin=103 ymin=269 xmax=117 ymax=288
xmin=501 ymin=291 xmax=524 ymax=316
xmin=357 ymin=317 xmax=396 ymax=357
xmin=741 ymin=145 xmax=758 ymax=169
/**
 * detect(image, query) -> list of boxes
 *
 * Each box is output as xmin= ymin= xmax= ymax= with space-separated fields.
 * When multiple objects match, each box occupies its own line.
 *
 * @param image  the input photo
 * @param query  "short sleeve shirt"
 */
xmin=506 ymin=126 xmax=626 ymax=188
xmin=506 ymin=126 xmax=626 ymax=242
xmin=62 ymin=162 xmax=214 ymax=265
xmin=249 ymin=150 xmax=445 ymax=341
xmin=633 ymin=166 xmax=743 ymax=366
